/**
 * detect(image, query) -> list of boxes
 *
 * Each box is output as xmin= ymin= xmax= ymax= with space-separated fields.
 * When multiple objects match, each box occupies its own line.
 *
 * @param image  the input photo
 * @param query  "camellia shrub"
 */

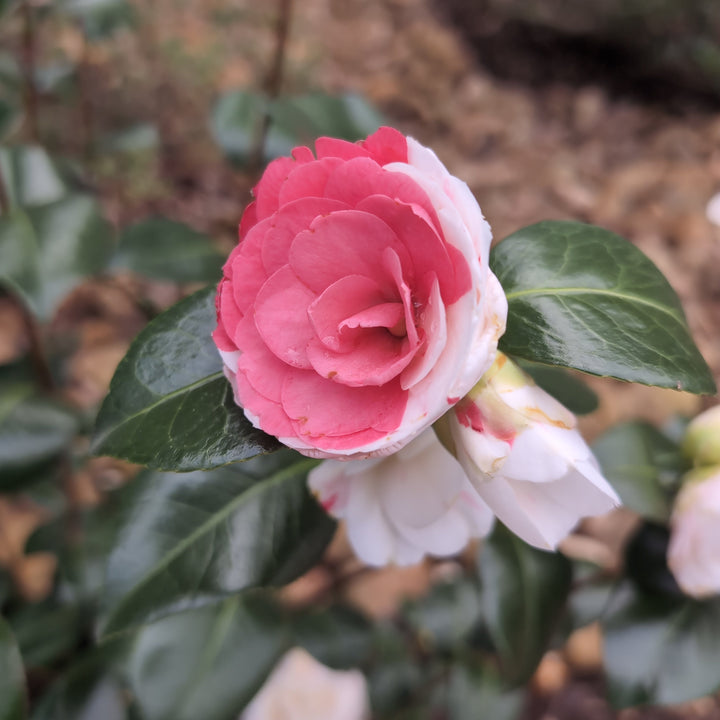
xmin=1 ymin=126 xmax=718 ymax=719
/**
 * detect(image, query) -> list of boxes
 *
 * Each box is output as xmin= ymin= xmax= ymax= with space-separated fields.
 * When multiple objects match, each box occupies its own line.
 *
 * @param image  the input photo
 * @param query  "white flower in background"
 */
xmin=242 ymin=648 xmax=369 ymax=720
xmin=443 ymin=353 xmax=620 ymax=550
xmin=706 ymin=192 xmax=720 ymax=228
xmin=308 ymin=428 xmax=495 ymax=566
xmin=667 ymin=468 xmax=720 ymax=599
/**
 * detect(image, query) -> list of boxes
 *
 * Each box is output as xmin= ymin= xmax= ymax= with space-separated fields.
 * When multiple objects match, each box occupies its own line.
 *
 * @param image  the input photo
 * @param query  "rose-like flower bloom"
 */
xmin=682 ymin=404 xmax=720 ymax=467
xmin=667 ymin=467 xmax=720 ymax=598
xmin=214 ymin=127 xmax=507 ymax=458
xmin=242 ymin=648 xmax=368 ymax=720
xmin=443 ymin=353 xmax=620 ymax=550
xmin=309 ymin=428 xmax=495 ymax=566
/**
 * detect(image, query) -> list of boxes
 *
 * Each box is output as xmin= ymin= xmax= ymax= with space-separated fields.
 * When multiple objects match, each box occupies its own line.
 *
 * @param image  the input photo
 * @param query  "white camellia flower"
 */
xmin=667 ymin=468 xmax=720 ymax=599
xmin=443 ymin=353 xmax=620 ymax=550
xmin=242 ymin=648 xmax=369 ymax=720
xmin=308 ymin=428 xmax=495 ymax=566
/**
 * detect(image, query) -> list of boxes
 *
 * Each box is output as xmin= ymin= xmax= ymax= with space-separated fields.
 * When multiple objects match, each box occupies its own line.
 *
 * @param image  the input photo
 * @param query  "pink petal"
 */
xmin=253 ymin=156 xmax=298 ymax=220
xmin=361 ymin=127 xmax=408 ymax=166
xmin=261 ymin=197 xmax=349 ymax=275
xmin=289 ymin=210 xmax=409 ymax=296
xmin=235 ymin=314 xmax=291 ymax=403
xmin=307 ymin=274 xmax=388 ymax=352
xmin=315 ymin=137 xmax=370 ymax=160
xmin=324 ymin=158 xmax=440 ymax=229
xmin=278 ymin=157 xmax=344 ymax=207
xmin=291 ymin=145 xmax=314 ymax=163
xmin=281 ymin=372 xmax=406 ymax=437
xmin=401 ymin=274 xmax=447 ymax=389
xmin=214 ymin=278 xmax=242 ymax=352
xmin=238 ymin=201 xmax=258 ymax=242
xmin=254 ymin=266 xmax=316 ymax=369
xmin=382 ymin=246 xmax=419 ymax=348
xmin=233 ymin=369 xmax=296 ymax=438
xmin=307 ymin=329 xmax=415 ymax=387
xmin=357 ymin=195 xmax=469 ymax=304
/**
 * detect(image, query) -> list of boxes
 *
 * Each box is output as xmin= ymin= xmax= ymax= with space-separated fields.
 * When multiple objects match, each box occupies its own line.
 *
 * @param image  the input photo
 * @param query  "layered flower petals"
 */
xmin=214 ymin=127 xmax=507 ymax=458
xmin=446 ymin=353 xmax=620 ymax=550
xmin=309 ymin=429 xmax=495 ymax=566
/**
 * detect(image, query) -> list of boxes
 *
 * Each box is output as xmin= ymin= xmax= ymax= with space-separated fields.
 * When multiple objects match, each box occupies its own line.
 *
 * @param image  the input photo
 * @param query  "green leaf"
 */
xmin=0 ymin=616 xmax=26 ymax=720
xmin=0 ymin=394 xmax=78 ymax=492
xmin=30 ymin=643 xmax=128 ymax=720
xmin=8 ymin=601 xmax=82 ymax=668
xmin=603 ymin=583 xmax=720 ymax=707
xmin=92 ymin=286 xmax=278 ymax=470
xmin=210 ymin=90 xmax=384 ymax=165
xmin=491 ymin=221 xmax=716 ymax=395
xmin=0 ymin=146 xmax=65 ymax=208
xmin=592 ymin=422 xmax=686 ymax=523
xmin=269 ymin=93 xmax=384 ymax=149
xmin=0 ymin=98 xmax=21 ymax=140
xmin=293 ymin=605 xmax=373 ymax=670
xmin=100 ymin=452 xmax=335 ymax=636
xmin=516 ymin=359 xmax=598 ymax=414
xmin=478 ymin=525 xmax=572 ymax=684
xmin=446 ymin=659 xmax=523 ymax=720
xmin=0 ymin=195 xmax=114 ymax=320
xmin=403 ymin=578 xmax=483 ymax=654
xmin=126 ymin=595 xmax=289 ymax=720
xmin=110 ymin=218 xmax=223 ymax=283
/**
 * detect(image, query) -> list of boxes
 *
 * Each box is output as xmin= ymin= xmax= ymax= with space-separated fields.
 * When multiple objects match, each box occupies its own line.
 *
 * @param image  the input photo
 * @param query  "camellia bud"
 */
xmin=667 ymin=466 xmax=720 ymax=599
xmin=444 ymin=353 xmax=620 ymax=550
xmin=682 ymin=404 xmax=720 ymax=468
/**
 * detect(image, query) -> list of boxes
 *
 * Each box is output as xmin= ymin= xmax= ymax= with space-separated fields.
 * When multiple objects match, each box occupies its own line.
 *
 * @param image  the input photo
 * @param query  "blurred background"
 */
xmin=1 ymin=1 xmax=719 ymax=718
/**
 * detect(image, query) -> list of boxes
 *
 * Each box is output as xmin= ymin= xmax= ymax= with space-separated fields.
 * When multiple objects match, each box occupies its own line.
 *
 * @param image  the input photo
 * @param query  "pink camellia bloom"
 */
xmin=213 ymin=127 xmax=507 ymax=458
xmin=443 ymin=353 xmax=620 ymax=550
xmin=309 ymin=428 xmax=495 ymax=566
xmin=667 ymin=468 xmax=720 ymax=599
xmin=242 ymin=648 xmax=369 ymax=720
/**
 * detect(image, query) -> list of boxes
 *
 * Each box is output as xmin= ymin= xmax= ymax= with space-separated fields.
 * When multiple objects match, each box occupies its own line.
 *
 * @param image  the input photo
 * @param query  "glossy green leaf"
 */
xmin=100 ymin=452 xmax=334 ymax=636
xmin=603 ymin=583 xmax=720 ymax=707
xmin=0 ymin=195 xmax=114 ymax=320
xmin=0 ymin=146 xmax=65 ymax=208
xmin=491 ymin=221 xmax=716 ymax=395
xmin=0 ymin=616 xmax=26 ymax=720
xmin=404 ymin=578 xmax=482 ymax=654
xmin=127 ymin=595 xmax=289 ymax=720
xmin=593 ymin=422 xmax=686 ymax=523
xmin=111 ymin=218 xmax=223 ymax=283
xmin=0 ymin=393 xmax=78 ymax=492
xmin=293 ymin=605 xmax=373 ymax=670
xmin=93 ymin=286 xmax=278 ymax=470
xmin=516 ymin=359 xmax=598 ymax=414
xmin=478 ymin=525 xmax=572 ymax=684
xmin=446 ymin=660 xmax=523 ymax=720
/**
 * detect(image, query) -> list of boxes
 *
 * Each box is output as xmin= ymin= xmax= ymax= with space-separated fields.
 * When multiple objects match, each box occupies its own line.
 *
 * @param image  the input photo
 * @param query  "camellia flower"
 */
xmin=213 ymin=127 xmax=507 ymax=459
xmin=667 ymin=467 xmax=720 ymax=599
xmin=309 ymin=428 xmax=495 ymax=566
xmin=442 ymin=353 xmax=621 ymax=550
xmin=311 ymin=354 xmax=619 ymax=563
xmin=242 ymin=648 xmax=369 ymax=720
